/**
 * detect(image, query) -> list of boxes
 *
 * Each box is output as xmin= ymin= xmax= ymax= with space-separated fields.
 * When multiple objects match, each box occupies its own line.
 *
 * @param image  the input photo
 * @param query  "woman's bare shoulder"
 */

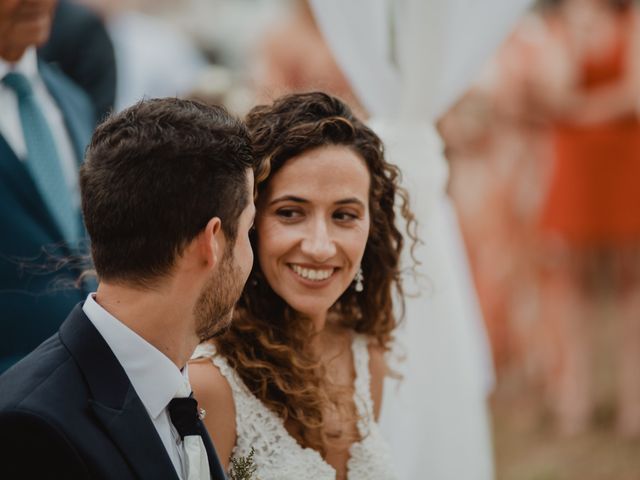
xmin=189 ymin=355 xmax=236 ymax=470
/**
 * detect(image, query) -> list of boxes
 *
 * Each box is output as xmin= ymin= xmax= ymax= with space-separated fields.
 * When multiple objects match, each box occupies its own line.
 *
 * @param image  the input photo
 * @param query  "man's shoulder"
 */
xmin=0 ymin=333 xmax=84 ymax=414
xmin=0 ymin=347 xmax=93 ymax=479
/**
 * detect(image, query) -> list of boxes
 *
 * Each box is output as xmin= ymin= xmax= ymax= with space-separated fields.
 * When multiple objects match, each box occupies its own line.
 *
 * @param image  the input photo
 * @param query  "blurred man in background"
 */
xmin=0 ymin=0 xmax=95 ymax=372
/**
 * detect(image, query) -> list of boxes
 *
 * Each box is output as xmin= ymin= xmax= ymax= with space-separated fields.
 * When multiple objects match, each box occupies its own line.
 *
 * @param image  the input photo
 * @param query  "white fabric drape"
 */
xmin=309 ymin=0 xmax=399 ymax=116
xmin=394 ymin=0 xmax=532 ymax=119
xmin=310 ymin=0 xmax=531 ymax=119
xmin=370 ymin=120 xmax=494 ymax=479
xmin=309 ymin=1 xmax=532 ymax=479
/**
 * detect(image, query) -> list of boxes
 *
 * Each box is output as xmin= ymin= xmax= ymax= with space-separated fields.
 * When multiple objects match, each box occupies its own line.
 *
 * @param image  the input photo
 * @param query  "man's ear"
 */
xmin=200 ymin=217 xmax=223 ymax=270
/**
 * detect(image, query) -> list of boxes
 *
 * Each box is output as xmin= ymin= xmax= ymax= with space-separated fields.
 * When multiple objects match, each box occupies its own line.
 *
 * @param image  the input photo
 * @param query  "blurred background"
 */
xmin=440 ymin=1 xmax=640 ymax=478
xmin=39 ymin=0 xmax=640 ymax=477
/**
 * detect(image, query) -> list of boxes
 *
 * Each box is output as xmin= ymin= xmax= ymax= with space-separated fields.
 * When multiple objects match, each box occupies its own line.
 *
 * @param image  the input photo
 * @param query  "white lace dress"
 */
xmin=193 ymin=335 xmax=397 ymax=480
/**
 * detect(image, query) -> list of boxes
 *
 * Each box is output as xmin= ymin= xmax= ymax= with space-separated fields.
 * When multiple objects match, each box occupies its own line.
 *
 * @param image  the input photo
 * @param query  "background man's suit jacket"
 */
xmin=39 ymin=0 xmax=117 ymax=121
xmin=0 ymin=61 xmax=95 ymax=373
xmin=0 ymin=305 xmax=227 ymax=480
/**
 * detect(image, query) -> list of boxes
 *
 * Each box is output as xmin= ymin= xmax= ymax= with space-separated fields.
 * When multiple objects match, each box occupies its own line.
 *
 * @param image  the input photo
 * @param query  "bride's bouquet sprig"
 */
xmin=229 ymin=447 xmax=260 ymax=480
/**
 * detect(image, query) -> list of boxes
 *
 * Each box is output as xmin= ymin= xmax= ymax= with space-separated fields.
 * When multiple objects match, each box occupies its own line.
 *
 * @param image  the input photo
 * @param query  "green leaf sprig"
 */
xmin=229 ymin=447 xmax=260 ymax=480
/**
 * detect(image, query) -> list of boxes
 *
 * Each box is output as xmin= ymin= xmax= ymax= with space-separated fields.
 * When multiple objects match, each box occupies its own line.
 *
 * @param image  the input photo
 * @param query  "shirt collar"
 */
xmin=0 ymin=47 xmax=39 ymax=83
xmin=82 ymin=293 xmax=191 ymax=419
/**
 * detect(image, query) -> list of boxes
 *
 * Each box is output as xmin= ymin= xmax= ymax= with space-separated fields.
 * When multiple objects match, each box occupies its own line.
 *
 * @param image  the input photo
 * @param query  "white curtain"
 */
xmin=310 ymin=0 xmax=530 ymax=119
xmin=309 ymin=1 xmax=532 ymax=479
xmin=371 ymin=120 xmax=494 ymax=480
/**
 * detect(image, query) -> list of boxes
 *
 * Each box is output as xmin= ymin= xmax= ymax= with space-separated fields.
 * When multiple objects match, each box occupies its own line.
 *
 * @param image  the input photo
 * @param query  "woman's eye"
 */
xmin=334 ymin=211 xmax=359 ymax=222
xmin=276 ymin=208 xmax=303 ymax=219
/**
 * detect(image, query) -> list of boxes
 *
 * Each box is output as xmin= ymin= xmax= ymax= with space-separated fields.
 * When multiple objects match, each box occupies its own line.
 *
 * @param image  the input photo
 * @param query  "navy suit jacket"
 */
xmin=0 ymin=60 xmax=95 ymax=372
xmin=0 ymin=305 xmax=227 ymax=480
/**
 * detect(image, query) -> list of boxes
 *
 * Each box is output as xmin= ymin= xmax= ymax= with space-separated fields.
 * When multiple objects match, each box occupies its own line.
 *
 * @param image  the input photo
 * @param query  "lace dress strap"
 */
xmin=351 ymin=334 xmax=375 ymax=437
xmin=346 ymin=335 xmax=398 ymax=479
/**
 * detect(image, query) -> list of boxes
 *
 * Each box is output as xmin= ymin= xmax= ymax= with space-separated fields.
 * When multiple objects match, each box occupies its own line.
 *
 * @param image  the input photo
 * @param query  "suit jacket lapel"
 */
xmin=39 ymin=60 xmax=95 ymax=242
xmin=38 ymin=60 xmax=95 ymax=166
xmin=89 ymin=390 xmax=181 ymax=480
xmin=59 ymin=305 xmax=180 ymax=480
xmin=0 ymin=134 xmax=64 ymax=241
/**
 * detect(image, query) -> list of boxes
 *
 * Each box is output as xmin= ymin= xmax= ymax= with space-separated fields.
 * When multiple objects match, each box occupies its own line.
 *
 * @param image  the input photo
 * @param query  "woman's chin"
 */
xmin=286 ymin=301 xmax=331 ymax=323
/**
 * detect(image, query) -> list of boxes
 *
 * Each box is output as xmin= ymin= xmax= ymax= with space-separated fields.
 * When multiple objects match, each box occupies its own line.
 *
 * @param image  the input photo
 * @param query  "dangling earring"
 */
xmin=354 ymin=266 xmax=364 ymax=292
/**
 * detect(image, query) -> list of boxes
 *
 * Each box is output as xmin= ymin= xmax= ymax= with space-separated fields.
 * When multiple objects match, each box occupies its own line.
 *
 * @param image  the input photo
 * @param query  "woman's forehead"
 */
xmin=267 ymin=146 xmax=370 ymax=196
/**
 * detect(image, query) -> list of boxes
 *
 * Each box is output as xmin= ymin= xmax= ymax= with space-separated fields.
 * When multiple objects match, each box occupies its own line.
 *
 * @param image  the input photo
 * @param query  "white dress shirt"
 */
xmin=0 ymin=47 xmax=80 ymax=209
xmin=82 ymin=293 xmax=190 ymax=479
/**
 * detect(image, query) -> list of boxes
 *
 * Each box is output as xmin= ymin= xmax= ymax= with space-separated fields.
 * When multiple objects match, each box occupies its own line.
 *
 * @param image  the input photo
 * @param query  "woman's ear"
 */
xmin=201 ymin=217 xmax=223 ymax=269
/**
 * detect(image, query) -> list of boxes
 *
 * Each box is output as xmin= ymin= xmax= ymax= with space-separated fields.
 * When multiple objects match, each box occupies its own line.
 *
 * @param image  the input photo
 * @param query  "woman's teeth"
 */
xmin=290 ymin=264 xmax=334 ymax=281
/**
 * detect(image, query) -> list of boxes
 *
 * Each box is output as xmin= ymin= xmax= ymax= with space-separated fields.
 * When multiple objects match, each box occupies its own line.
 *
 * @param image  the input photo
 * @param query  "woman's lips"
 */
xmin=287 ymin=263 xmax=338 ymax=287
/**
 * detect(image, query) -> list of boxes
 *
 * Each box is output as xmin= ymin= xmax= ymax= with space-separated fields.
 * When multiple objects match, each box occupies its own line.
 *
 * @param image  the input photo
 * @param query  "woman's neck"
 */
xmin=307 ymin=310 xmax=328 ymax=333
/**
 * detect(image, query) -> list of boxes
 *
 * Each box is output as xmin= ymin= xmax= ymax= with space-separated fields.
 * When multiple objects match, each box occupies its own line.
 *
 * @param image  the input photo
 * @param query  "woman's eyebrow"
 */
xmin=334 ymin=198 xmax=366 ymax=208
xmin=268 ymin=195 xmax=309 ymax=206
xmin=268 ymin=195 xmax=366 ymax=208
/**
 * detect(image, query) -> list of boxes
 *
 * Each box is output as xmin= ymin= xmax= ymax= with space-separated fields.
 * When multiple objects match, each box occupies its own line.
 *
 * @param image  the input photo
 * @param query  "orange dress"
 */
xmin=540 ymin=15 xmax=640 ymax=247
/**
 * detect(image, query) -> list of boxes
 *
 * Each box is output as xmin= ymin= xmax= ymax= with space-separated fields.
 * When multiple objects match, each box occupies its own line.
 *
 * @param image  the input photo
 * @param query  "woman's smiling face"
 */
xmin=255 ymin=144 xmax=371 ymax=320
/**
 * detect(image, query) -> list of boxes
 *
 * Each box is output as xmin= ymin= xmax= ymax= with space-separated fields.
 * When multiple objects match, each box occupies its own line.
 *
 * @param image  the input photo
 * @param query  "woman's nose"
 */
xmin=300 ymin=219 xmax=337 ymax=262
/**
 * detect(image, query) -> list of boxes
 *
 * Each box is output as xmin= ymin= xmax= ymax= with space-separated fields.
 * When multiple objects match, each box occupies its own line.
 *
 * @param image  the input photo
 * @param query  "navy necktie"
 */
xmin=3 ymin=71 xmax=79 ymax=243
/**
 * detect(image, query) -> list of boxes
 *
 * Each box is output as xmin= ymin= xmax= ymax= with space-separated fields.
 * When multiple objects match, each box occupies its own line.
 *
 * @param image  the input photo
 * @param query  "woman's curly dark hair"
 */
xmin=215 ymin=92 xmax=417 ymax=452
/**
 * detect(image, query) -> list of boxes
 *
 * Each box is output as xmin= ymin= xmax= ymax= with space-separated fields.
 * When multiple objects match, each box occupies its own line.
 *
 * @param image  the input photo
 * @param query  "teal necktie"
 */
xmin=3 ymin=71 xmax=79 ymax=243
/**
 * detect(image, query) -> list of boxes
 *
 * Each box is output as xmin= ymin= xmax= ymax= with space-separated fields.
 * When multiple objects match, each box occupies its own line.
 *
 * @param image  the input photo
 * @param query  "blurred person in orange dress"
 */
xmin=438 ymin=83 xmax=519 ymax=372
xmin=531 ymin=0 xmax=640 ymax=437
xmin=439 ymin=18 xmax=553 ymax=375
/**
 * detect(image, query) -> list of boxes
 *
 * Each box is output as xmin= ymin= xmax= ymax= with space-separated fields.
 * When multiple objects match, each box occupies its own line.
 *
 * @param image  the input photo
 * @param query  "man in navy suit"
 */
xmin=0 ymin=97 xmax=258 ymax=479
xmin=0 ymin=0 xmax=96 ymax=372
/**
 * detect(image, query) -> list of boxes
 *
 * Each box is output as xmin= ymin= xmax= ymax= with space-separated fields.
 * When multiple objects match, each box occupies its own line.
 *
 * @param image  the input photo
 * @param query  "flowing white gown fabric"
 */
xmin=309 ymin=1 xmax=532 ymax=479
xmin=371 ymin=120 xmax=494 ymax=480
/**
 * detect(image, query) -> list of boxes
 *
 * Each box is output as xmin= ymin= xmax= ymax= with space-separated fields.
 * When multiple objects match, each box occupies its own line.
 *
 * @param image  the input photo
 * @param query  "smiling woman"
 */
xmin=190 ymin=92 xmax=417 ymax=480
xmin=257 ymin=145 xmax=371 ymax=322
